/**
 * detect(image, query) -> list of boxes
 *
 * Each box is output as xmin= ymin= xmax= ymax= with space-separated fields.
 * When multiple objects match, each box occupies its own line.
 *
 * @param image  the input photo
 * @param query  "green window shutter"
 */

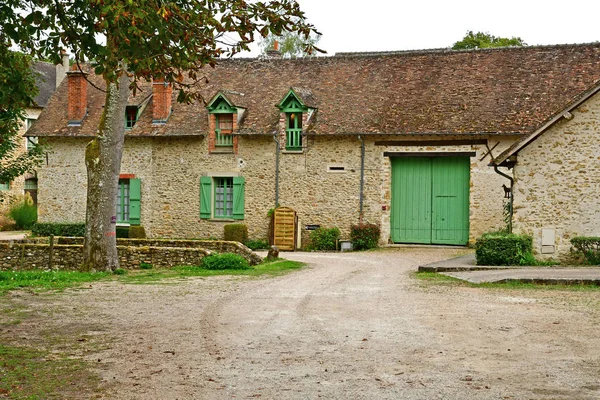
xmin=129 ymin=178 xmax=141 ymax=225
xmin=232 ymin=176 xmax=245 ymax=220
xmin=200 ymin=176 xmax=212 ymax=219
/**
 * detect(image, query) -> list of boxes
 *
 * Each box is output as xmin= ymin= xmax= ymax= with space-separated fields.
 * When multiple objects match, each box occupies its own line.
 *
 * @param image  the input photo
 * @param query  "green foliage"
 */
xmin=140 ymin=262 xmax=153 ymax=270
xmin=116 ymin=226 xmax=129 ymax=238
xmin=31 ymin=222 xmax=85 ymax=237
xmin=570 ymin=237 xmax=600 ymax=265
xmin=307 ymin=227 xmax=340 ymax=251
xmin=8 ymin=195 xmax=37 ymax=230
xmin=475 ymin=232 xmax=534 ymax=266
xmin=0 ymin=45 xmax=45 ymax=183
xmin=224 ymin=224 xmax=248 ymax=243
xmin=260 ymin=31 xmax=323 ymax=58
xmin=128 ymin=225 xmax=146 ymax=238
xmin=351 ymin=224 xmax=380 ymax=250
xmin=245 ymin=239 xmax=269 ymax=251
xmin=113 ymin=268 xmax=127 ymax=275
xmin=201 ymin=253 xmax=250 ymax=270
xmin=452 ymin=30 xmax=526 ymax=50
xmin=0 ymin=269 xmax=110 ymax=294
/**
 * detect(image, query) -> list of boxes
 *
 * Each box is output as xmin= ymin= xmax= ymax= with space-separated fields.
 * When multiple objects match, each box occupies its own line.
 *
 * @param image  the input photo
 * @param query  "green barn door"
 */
xmin=391 ymin=156 xmax=470 ymax=245
xmin=391 ymin=157 xmax=432 ymax=243
xmin=431 ymin=157 xmax=470 ymax=245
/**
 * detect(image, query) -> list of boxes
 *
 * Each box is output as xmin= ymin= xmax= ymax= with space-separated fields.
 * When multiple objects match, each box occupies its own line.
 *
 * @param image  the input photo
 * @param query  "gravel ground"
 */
xmin=2 ymin=247 xmax=600 ymax=399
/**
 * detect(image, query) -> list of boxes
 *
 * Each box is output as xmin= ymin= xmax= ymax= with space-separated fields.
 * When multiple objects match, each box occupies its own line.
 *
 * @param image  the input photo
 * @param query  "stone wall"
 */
xmin=513 ymin=91 xmax=600 ymax=259
xmin=37 ymin=133 xmax=519 ymax=247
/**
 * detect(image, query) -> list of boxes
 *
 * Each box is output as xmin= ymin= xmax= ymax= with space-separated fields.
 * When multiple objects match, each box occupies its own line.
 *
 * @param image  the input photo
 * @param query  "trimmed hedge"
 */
xmin=31 ymin=223 xmax=85 ymax=237
xmin=116 ymin=227 xmax=129 ymax=238
xmin=201 ymin=253 xmax=250 ymax=270
xmin=475 ymin=232 xmax=534 ymax=266
xmin=570 ymin=236 xmax=600 ymax=265
xmin=129 ymin=226 xmax=147 ymax=238
xmin=224 ymin=224 xmax=248 ymax=243
xmin=307 ymin=227 xmax=340 ymax=251
xmin=351 ymin=223 xmax=380 ymax=250
xmin=245 ymin=239 xmax=269 ymax=251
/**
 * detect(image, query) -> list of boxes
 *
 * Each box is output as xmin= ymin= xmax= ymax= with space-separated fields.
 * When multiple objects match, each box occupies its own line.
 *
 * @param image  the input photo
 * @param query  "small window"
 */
xmin=26 ymin=136 xmax=38 ymax=151
xmin=25 ymin=118 xmax=36 ymax=132
xmin=200 ymin=176 xmax=245 ymax=220
xmin=286 ymin=112 xmax=302 ymax=151
xmin=216 ymin=114 xmax=234 ymax=148
xmin=0 ymin=182 xmax=9 ymax=191
xmin=125 ymin=106 xmax=139 ymax=129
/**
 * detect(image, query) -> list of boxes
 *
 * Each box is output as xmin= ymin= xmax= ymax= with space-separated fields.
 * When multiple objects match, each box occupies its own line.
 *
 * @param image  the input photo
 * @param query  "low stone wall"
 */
xmin=8 ymin=237 xmax=262 ymax=271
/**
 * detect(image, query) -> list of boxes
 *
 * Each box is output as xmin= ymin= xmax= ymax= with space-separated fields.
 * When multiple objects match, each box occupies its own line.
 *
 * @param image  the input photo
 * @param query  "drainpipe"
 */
xmin=358 ymin=135 xmax=365 ymax=224
xmin=273 ymin=133 xmax=280 ymax=208
xmin=493 ymin=165 xmax=514 ymax=233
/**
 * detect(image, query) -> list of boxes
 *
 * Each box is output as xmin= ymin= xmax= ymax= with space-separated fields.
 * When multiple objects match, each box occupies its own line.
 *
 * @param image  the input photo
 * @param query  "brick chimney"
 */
xmin=152 ymin=78 xmax=172 ymax=124
xmin=67 ymin=65 xmax=88 ymax=126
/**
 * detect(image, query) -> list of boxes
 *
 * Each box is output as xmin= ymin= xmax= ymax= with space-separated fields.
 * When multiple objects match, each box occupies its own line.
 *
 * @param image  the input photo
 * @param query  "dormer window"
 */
xmin=277 ymin=88 xmax=315 ymax=152
xmin=125 ymin=106 xmax=139 ymax=129
xmin=207 ymin=93 xmax=241 ymax=154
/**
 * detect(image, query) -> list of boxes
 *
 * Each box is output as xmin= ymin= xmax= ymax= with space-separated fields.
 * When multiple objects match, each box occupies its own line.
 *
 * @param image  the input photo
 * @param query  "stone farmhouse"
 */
xmin=26 ymin=43 xmax=600 ymax=251
xmin=3 ymin=53 xmax=69 ymax=207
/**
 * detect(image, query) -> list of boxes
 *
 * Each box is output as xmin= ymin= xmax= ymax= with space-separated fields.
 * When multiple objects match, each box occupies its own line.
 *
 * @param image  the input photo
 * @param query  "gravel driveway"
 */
xmin=3 ymin=248 xmax=600 ymax=399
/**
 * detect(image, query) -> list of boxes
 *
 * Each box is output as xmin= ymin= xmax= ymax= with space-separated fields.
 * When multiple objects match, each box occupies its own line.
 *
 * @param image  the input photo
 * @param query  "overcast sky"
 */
xmin=243 ymin=0 xmax=600 ymax=56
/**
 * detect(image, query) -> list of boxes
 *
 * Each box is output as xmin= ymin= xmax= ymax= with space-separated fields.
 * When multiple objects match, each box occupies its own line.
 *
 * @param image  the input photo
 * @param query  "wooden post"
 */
xmin=48 ymin=235 xmax=54 ymax=270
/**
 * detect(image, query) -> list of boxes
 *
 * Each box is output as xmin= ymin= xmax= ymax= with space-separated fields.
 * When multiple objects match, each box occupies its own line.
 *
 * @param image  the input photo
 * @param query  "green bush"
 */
xmin=140 ymin=262 xmax=153 ymax=270
xmin=351 ymin=223 xmax=380 ymax=250
xmin=31 ymin=223 xmax=85 ymax=237
xmin=245 ymin=239 xmax=269 ymax=251
xmin=570 ymin=236 xmax=600 ymax=265
xmin=224 ymin=224 xmax=248 ymax=243
xmin=8 ymin=197 xmax=37 ymax=230
xmin=129 ymin=225 xmax=146 ymax=238
xmin=475 ymin=232 xmax=534 ymax=266
xmin=201 ymin=253 xmax=250 ymax=270
xmin=116 ymin=226 xmax=129 ymax=238
xmin=307 ymin=227 xmax=340 ymax=251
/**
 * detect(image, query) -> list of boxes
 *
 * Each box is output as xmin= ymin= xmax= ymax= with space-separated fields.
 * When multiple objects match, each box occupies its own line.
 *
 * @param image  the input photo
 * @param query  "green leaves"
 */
xmin=452 ymin=31 xmax=526 ymax=50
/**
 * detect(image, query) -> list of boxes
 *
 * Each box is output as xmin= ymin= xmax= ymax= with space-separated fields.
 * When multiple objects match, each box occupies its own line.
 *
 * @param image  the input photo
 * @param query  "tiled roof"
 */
xmin=28 ymin=42 xmax=600 ymax=137
xmin=32 ymin=62 xmax=57 ymax=108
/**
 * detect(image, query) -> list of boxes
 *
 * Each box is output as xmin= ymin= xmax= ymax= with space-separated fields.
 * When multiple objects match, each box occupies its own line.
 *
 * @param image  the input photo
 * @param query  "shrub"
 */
xmin=113 ymin=268 xmax=127 ymax=275
xmin=351 ymin=223 xmax=380 ymax=250
xmin=8 ymin=194 xmax=37 ymax=230
xmin=116 ymin=226 xmax=129 ymax=238
xmin=307 ymin=227 xmax=340 ymax=251
xmin=31 ymin=223 xmax=85 ymax=237
xmin=224 ymin=224 xmax=248 ymax=243
xmin=201 ymin=253 xmax=250 ymax=270
xmin=475 ymin=232 xmax=533 ymax=266
xmin=570 ymin=237 xmax=600 ymax=265
xmin=140 ymin=262 xmax=153 ymax=270
xmin=129 ymin=226 xmax=146 ymax=238
xmin=245 ymin=239 xmax=269 ymax=251
xmin=0 ymin=215 xmax=15 ymax=231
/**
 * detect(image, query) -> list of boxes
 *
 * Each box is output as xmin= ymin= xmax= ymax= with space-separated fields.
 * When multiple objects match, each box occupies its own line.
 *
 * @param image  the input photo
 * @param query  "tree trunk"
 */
xmin=83 ymin=70 xmax=131 ymax=271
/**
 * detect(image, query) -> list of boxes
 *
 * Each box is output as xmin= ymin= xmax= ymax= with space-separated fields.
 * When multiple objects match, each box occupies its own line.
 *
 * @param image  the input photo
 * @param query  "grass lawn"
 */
xmin=0 ymin=259 xmax=305 ymax=294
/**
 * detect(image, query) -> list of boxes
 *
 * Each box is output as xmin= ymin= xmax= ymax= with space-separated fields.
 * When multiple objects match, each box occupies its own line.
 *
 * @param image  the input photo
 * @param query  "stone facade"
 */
xmin=512 ymin=91 xmax=600 ymax=259
xmin=37 ymin=133 xmax=518 ymax=247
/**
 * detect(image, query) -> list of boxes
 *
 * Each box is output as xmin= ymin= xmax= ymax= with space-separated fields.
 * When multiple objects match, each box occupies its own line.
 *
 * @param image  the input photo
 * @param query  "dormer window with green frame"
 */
xmin=125 ymin=106 xmax=139 ymax=129
xmin=207 ymin=95 xmax=237 ymax=150
xmin=278 ymin=90 xmax=309 ymax=151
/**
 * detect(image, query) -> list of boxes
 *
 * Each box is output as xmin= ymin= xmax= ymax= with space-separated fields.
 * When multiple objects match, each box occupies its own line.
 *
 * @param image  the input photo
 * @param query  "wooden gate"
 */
xmin=273 ymin=207 xmax=297 ymax=251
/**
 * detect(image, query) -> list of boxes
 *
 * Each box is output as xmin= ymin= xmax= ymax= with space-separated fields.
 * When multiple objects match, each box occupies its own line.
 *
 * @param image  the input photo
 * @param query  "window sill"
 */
xmin=206 ymin=218 xmax=240 ymax=222
xmin=282 ymin=149 xmax=304 ymax=154
xmin=210 ymin=148 xmax=235 ymax=154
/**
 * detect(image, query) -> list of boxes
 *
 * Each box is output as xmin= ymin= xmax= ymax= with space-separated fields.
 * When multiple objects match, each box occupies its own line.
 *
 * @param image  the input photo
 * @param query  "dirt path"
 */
xmin=2 ymin=248 xmax=600 ymax=399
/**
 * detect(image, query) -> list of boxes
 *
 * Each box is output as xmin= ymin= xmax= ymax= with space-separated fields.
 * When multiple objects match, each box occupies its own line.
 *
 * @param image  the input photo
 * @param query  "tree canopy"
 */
xmin=260 ymin=31 xmax=323 ymax=58
xmin=0 ymin=44 xmax=45 ymax=184
xmin=452 ymin=31 xmax=526 ymax=50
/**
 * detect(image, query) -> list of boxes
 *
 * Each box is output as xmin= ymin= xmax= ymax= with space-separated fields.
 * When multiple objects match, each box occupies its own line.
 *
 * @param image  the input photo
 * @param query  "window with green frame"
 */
xmin=215 ymin=113 xmax=234 ymax=148
xmin=200 ymin=176 xmax=245 ymax=220
xmin=0 ymin=182 xmax=9 ymax=191
xmin=125 ymin=106 xmax=139 ymax=129
xmin=116 ymin=178 xmax=141 ymax=225
xmin=286 ymin=112 xmax=302 ymax=150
